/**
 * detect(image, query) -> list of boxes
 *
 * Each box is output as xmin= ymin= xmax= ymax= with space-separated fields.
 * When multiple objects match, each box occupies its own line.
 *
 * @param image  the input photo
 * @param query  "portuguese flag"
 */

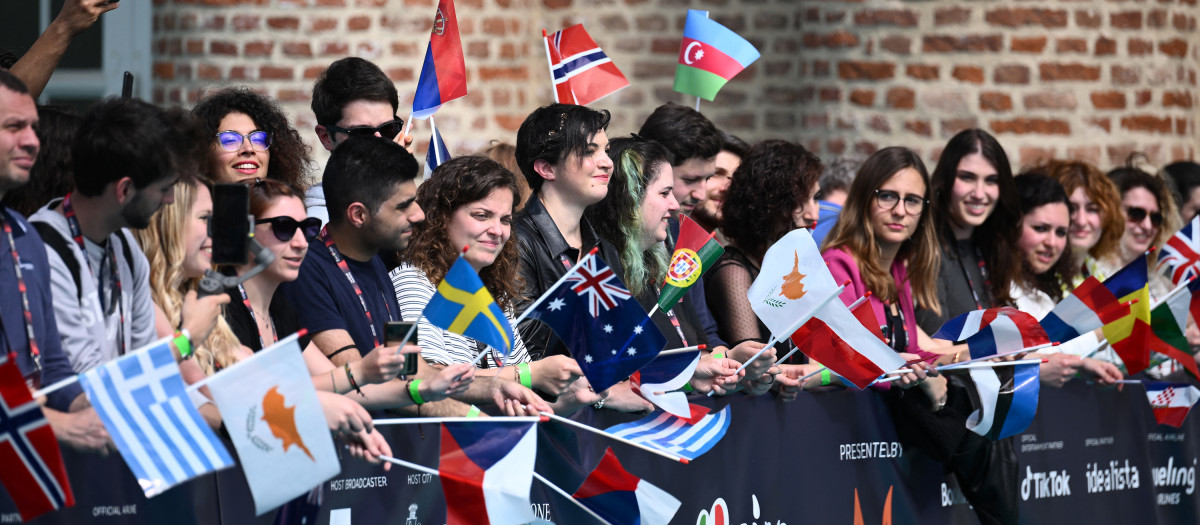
xmin=657 ymin=215 xmax=724 ymax=312
xmin=673 ymin=10 xmax=760 ymax=101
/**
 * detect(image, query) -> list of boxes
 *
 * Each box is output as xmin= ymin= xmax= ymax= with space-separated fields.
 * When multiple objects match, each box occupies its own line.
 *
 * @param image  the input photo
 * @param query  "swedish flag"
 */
xmin=423 ymin=257 xmax=514 ymax=357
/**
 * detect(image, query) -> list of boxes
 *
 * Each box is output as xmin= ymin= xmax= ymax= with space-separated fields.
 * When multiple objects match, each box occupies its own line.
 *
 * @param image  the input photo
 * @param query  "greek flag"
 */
xmin=603 ymin=405 xmax=731 ymax=461
xmin=79 ymin=339 xmax=234 ymax=497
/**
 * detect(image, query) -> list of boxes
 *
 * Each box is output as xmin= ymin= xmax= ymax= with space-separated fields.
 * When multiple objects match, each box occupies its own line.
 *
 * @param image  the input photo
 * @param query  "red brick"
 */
xmin=1095 ymin=37 xmax=1117 ymax=56
xmin=1020 ymin=147 xmax=1057 ymax=166
xmin=321 ymin=42 xmax=349 ymax=56
xmin=277 ymin=89 xmax=309 ymax=103
xmin=232 ymin=15 xmax=260 ymax=31
xmin=267 ymin=16 xmax=299 ymax=30
xmin=850 ymin=89 xmax=875 ymax=107
xmin=1011 ymin=36 xmax=1047 ymax=53
xmin=478 ymin=66 xmax=527 ymax=81
xmin=186 ymin=39 xmax=203 ymax=55
xmin=887 ymin=87 xmax=915 ymax=109
xmin=635 ymin=15 xmax=667 ymax=31
xmin=203 ymin=15 xmax=226 ymax=31
xmin=855 ymin=142 xmax=879 ymax=156
xmin=260 ymin=66 xmax=293 ymax=80
xmin=838 ymin=61 xmax=895 ymax=81
xmin=980 ymin=92 xmax=1013 ymax=112
xmin=803 ymin=113 xmax=830 ymax=128
xmin=905 ymin=120 xmax=932 ymax=137
xmin=1112 ymin=66 xmax=1139 ymax=85
xmin=544 ymin=0 xmax=569 ymax=8
xmin=1137 ymin=90 xmax=1153 ymax=106
xmin=880 ymin=35 xmax=910 ymax=54
xmin=1129 ymin=39 xmax=1153 ymax=56
xmin=210 ymin=40 xmax=237 ymax=56
xmin=868 ymin=115 xmax=891 ymax=133
xmin=1091 ymin=91 xmax=1126 ymax=110
xmin=1173 ymin=13 xmax=1195 ymax=31
xmin=1164 ymin=91 xmax=1193 ymax=108
xmin=994 ymin=65 xmax=1031 ymax=84
xmin=942 ymin=118 xmax=980 ymax=138
xmin=282 ymin=42 xmax=311 ymax=57
xmin=819 ymin=88 xmax=840 ymax=102
xmin=347 ymin=15 xmax=371 ymax=31
xmin=952 ymin=66 xmax=983 ymax=84
xmin=854 ymin=9 xmax=918 ymax=27
xmin=923 ymin=35 xmax=1003 ymax=53
xmin=827 ymin=139 xmax=846 ymax=156
xmin=1110 ymin=11 xmax=1142 ymax=29
xmin=1076 ymin=10 xmax=1101 ymax=28
xmin=1160 ymin=39 xmax=1188 ymax=58
xmin=1024 ymin=91 xmax=1077 ymax=110
xmin=935 ymin=7 xmax=971 ymax=26
xmin=1056 ymin=38 xmax=1087 ymax=54
xmin=229 ymin=66 xmax=250 ymax=80
xmin=813 ymin=60 xmax=831 ymax=77
xmin=466 ymin=41 xmax=488 ymax=59
xmin=824 ymin=31 xmax=859 ymax=48
xmin=990 ymin=118 xmax=1070 ymax=135
xmin=921 ymin=91 xmax=970 ymax=113
xmin=1121 ymin=115 xmax=1172 ymax=134
xmin=906 ymin=64 xmax=939 ymax=80
xmin=985 ymin=8 xmax=1068 ymax=28
xmin=754 ymin=12 xmax=786 ymax=30
xmin=385 ymin=67 xmax=415 ymax=81
xmin=1066 ymin=146 xmax=1102 ymax=167
xmin=153 ymin=62 xmax=174 ymax=81
xmin=311 ymin=17 xmax=337 ymax=32
xmin=197 ymin=64 xmax=222 ymax=81
xmin=244 ymin=41 xmax=274 ymax=57
xmin=1148 ymin=10 xmax=1168 ymax=28
xmin=1087 ymin=118 xmax=1112 ymax=134
xmin=1039 ymin=63 xmax=1100 ymax=82
xmin=1108 ymin=144 xmax=1139 ymax=166
xmin=303 ymin=66 xmax=326 ymax=79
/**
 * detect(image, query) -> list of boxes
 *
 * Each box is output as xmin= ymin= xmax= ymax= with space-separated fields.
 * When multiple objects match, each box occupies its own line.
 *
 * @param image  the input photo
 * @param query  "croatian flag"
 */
xmin=423 ymin=121 xmax=451 ymax=180
xmin=967 ymin=362 xmax=1041 ymax=440
xmin=674 ymin=10 xmax=761 ymax=101
xmin=631 ymin=351 xmax=700 ymax=418
xmin=523 ymin=254 xmax=666 ymax=392
xmin=439 ymin=421 xmax=537 ymax=525
xmin=0 ymin=354 xmax=74 ymax=521
xmin=790 ymin=298 xmax=905 ymax=389
xmin=1158 ymin=215 xmax=1200 ymax=285
xmin=934 ymin=307 xmax=1049 ymax=359
xmin=544 ymin=24 xmax=629 ymax=106
xmin=572 ymin=447 xmax=681 ymax=525
xmin=412 ymin=0 xmax=467 ymax=119
xmin=605 ymin=405 xmax=731 ymax=461
xmin=1039 ymin=276 xmax=1128 ymax=343
xmin=78 ymin=339 xmax=234 ymax=497
xmin=1145 ymin=382 xmax=1200 ymax=428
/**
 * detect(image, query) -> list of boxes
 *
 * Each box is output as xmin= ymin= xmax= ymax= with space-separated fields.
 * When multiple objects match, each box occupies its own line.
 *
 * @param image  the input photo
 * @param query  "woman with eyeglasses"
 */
xmin=1036 ymin=160 xmax=1125 ymax=283
xmin=192 ymin=87 xmax=314 ymax=191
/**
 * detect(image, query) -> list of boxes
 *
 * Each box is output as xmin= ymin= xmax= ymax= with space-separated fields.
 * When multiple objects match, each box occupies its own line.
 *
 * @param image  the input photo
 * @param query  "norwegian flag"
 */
xmin=1159 ymin=215 xmax=1200 ymax=285
xmin=543 ymin=24 xmax=630 ymax=106
xmin=0 ymin=354 xmax=74 ymax=521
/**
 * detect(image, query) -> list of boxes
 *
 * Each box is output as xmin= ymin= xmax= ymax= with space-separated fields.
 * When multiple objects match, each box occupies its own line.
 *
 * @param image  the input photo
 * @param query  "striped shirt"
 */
xmin=391 ymin=263 xmax=530 ymax=368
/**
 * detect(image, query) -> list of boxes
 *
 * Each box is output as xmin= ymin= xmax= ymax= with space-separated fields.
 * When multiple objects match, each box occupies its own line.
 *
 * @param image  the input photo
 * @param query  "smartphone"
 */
xmin=209 ymin=184 xmax=251 ymax=265
xmin=121 ymin=71 xmax=133 ymax=98
xmin=385 ymin=321 xmax=420 ymax=376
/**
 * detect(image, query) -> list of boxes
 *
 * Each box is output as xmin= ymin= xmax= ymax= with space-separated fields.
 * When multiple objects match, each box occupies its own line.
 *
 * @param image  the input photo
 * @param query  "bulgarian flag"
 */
xmin=674 ymin=10 xmax=760 ymax=101
xmin=1147 ymin=278 xmax=1200 ymax=379
xmin=1101 ymin=255 xmax=1153 ymax=375
xmin=657 ymin=215 xmax=723 ymax=313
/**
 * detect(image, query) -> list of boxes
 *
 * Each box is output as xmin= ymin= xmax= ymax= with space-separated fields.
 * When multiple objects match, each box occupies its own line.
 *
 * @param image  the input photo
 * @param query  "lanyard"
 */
xmin=652 ymin=285 xmax=689 ymax=347
xmin=237 ymin=284 xmax=274 ymax=350
xmin=955 ymin=243 xmax=990 ymax=310
xmin=0 ymin=213 xmax=42 ymax=375
xmin=320 ymin=226 xmax=392 ymax=349
xmin=883 ymin=303 xmax=907 ymax=352
xmin=63 ymin=193 xmax=125 ymax=356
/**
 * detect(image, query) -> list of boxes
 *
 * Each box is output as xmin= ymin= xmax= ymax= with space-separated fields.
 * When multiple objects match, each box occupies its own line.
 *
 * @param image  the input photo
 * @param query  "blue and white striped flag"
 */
xmin=603 ymin=405 xmax=731 ymax=461
xmin=79 ymin=339 xmax=234 ymax=497
xmin=424 ymin=119 xmax=451 ymax=180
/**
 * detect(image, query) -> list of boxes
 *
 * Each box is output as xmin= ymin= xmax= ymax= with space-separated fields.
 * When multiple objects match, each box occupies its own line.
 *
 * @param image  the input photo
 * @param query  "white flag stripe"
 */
xmin=609 ymin=411 xmax=672 ymax=439
xmin=147 ymin=400 xmax=206 ymax=477
xmin=113 ymin=354 xmax=199 ymax=482
xmin=816 ymin=301 xmax=906 ymax=372
xmin=557 ymin=47 xmax=603 ymax=65
xmin=664 ymin=411 xmax=720 ymax=451
xmin=966 ymin=368 xmax=1001 ymax=437
xmin=671 ymin=410 xmax=727 ymax=454
xmin=1165 ymin=290 xmax=1191 ymax=334
xmin=989 ymin=317 xmax=1024 ymax=353
xmin=162 ymin=395 xmax=228 ymax=471
xmin=87 ymin=368 xmax=171 ymax=489
xmin=481 ymin=424 xmax=538 ymax=525
xmin=555 ymin=57 xmax=613 ymax=83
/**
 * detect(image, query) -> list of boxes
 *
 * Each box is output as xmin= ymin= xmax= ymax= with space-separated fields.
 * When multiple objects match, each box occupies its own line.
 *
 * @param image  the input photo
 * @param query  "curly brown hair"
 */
xmin=401 ymin=156 xmax=524 ymax=312
xmin=720 ymin=140 xmax=822 ymax=259
xmin=1039 ymin=159 xmax=1124 ymax=260
xmin=192 ymin=87 xmax=314 ymax=192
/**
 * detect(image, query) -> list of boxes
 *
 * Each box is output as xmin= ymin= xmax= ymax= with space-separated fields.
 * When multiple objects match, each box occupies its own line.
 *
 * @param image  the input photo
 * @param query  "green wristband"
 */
xmin=682 ymin=383 xmax=694 ymax=393
xmin=466 ymin=405 xmax=482 ymax=418
xmin=408 ymin=379 xmax=426 ymax=405
xmin=711 ymin=352 xmax=725 ymax=360
xmin=173 ymin=330 xmax=193 ymax=360
xmin=517 ymin=363 xmax=533 ymax=389
xmin=820 ymin=368 xmax=832 ymax=386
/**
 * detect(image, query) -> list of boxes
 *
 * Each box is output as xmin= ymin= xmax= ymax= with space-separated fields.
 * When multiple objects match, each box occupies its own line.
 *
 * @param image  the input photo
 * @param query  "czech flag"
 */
xmin=1100 ymin=255 xmax=1152 ymax=375
xmin=1145 ymin=382 xmax=1200 ymax=428
xmin=674 ymin=10 xmax=760 ymax=101
xmin=544 ymin=24 xmax=630 ymax=106
xmin=1039 ymin=276 xmax=1129 ymax=343
xmin=1158 ymin=215 xmax=1200 ymax=285
xmin=967 ymin=362 xmax=1040 ymax=440
xmin=571 ymin=447 xmax=682 ymax=525
xmin=439 ymin=421 xmax=537 ymax=525
xmin=657 ymin=215 xmax=723 ymax=313
xmin=412 ymin=0 xmax=467 ymax=119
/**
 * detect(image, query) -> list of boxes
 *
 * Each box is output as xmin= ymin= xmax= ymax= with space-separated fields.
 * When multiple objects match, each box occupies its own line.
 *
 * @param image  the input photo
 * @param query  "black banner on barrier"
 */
xmin=3 ymin=382 xmax=1199 ymax=524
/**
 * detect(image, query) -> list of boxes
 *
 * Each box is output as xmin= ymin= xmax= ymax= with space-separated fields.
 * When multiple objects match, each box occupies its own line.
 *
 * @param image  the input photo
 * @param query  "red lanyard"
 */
xmin=63 ymin=193 xmax=125 ymax=356
xmin=320 ymin=226 xmax=391 ymax=349
xmin=0 ymin=213 xmax=41 ymax=375
xmin=652 ymin=284 xmax=689 ymax=347
xmin=237 ymin=284 xmax=274 ymax=350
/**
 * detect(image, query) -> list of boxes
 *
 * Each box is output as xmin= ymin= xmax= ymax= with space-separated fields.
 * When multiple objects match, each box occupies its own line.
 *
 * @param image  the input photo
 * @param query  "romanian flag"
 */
xmin=412 ymin=0 xmax=467 ymax=119
xmin=1101 ymin=255 xmax=1153 ymax=375
xmin=423 ymin=256 xmax=514 ymax=357
xmin=1147 ymin=278 xmax=1200 ymax=379
xmin=673 ymin=10 xmax=760 ymax=101
xmin=657 ymin=215 xmax=723 ymax=312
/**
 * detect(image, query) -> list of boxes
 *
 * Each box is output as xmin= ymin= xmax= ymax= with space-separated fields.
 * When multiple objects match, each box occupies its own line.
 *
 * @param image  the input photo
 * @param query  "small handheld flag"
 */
xmin=0 ymin=354 xmax=74 ymax=521
xmin=412 ymin=0 xmax=467 ymax=119
xmin=746 ymin=228 xmax=838 ymax=339
xmin=657 ymin=215 xmax=723 ymax=313
xmin=440 ymin=421 xmax=538 ymax=525
xmin=572 ymin=447 xmax=681 ymax=525
xmin=544 ymin=24 xmax=630 ymax=106
xmin=966 ymin=361 xmax=1040 ymax=440
xmin=1039 ymin=276 xmax=1127 ymax=343
xmin=1158 ymin=215 xmax=1200 ymax=285
xmin=1100 ymin=255 xmax=1153 ymax=375
xmin=604 ymin=405 xmax=731 ymax=461
xmin=674 ymin=10 xmax=760 ymax=101
xmin=423 ymin=120 xmax=451 ymax=180
xmin=1145 ymin=382 xmax=1200 ymax=427
xmin=1146 ymin=279 xmax=1200 ymax=379
xmin=790 ymin=298 xmax=905 ymax=389
xmin=424 ymin=255 xmax=515 ymax=359
xmin=631 ymin=351 xmax=700 ymax=417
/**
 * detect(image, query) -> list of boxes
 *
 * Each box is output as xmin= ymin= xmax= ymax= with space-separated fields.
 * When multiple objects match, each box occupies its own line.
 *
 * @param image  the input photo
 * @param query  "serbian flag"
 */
xmin=1147 ymin=279 xmax=1200 ymax=379
xmin=746 ymin=228 xmax=839 ymax=339
xmin=412 ymin=0 xmax=467 ymax=119
xmin=439 ymin=421 xmax=537 ymax=525
xmin=631 ymin=351 xmax=700 ymax=418
xmin=966 ymin=362 xmax=1041 ymax=440
xmin=934 ymin=307 xmax=1050 ymax=359
xmin=658 ymin=215 xmax=724 ymax=313
xmin=0 ymin=354 xmax=74 ymax=521
xmin=1158 ymin=215 xmax=1200 ymax=285
xmin=1101 ymin=255 xmax=1153 ymax=375
xmin=1145 ymin=382 xmax=1200 ymax=427
xmin=544 ymin=24 xmax=629 ymax=106
xmin=790 ymin=298 xmax=905 ymax=389
xmin=674 ymin=10 xmax=761 ymax=101
xmin=1039 ymin=276 xmax=1129 ymax=343
xmin=571 ymin=447 xmax=681 ymax=525
xmin=423 ymin=121 xmax=451 ymax=180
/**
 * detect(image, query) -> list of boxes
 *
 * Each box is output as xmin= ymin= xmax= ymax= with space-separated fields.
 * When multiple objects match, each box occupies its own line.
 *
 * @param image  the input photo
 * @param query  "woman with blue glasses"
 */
xmin=192 ymin=87 xmax=313 ymax=192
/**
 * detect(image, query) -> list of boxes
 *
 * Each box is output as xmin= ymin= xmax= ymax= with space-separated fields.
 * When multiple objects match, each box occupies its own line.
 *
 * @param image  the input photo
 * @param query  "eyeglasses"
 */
xmin=325 ymin=118 xmax=405 ymax=140
xmin=216 ymin=130 xmax=271 ymax=152
xmin=257 ymin=216 xmax=322 ymax=242
xmin=875 ymin=189 xmax=927 ymax=215
xmin=1124 ymin=206 xmax=1163 ymax=227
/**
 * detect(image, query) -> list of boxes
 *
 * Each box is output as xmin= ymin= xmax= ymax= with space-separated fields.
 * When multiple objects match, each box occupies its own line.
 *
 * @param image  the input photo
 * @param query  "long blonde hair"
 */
xmin=133 ymin=181 xmax=240 ymax=375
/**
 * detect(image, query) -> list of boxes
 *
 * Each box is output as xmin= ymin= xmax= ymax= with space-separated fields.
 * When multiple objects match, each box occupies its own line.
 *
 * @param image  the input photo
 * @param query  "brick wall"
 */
xmin=152 ymin=0 xmax=1198 ymax=178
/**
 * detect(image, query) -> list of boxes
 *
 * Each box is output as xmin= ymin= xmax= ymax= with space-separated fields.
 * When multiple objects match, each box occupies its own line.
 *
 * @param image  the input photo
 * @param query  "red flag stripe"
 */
xmin=792 ymin=318 xmax=886 ymax=389
xmin=439 ymin=427 xmax=491 ymax=525
xmin=678 ymin=37 xmax=745 ymax=80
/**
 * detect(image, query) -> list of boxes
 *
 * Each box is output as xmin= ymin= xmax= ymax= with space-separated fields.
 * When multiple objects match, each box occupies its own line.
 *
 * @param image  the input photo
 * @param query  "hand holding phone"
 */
xmin=385 ymin=321 xmax=420 ymax=376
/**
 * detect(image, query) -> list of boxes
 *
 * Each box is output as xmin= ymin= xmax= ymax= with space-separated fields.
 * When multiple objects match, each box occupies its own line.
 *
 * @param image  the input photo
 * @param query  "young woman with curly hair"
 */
xmin=1039 ymin=159 xmax=1125 ymax=283
xmin=192 ymin=87 xmax=314 ymax=192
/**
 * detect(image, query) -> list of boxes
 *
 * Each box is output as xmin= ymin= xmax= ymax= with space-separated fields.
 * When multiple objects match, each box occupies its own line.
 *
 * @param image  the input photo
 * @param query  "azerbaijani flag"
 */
xmin=1101 ymin=255 xmax=1153 ymax=375
xmin=1145 ymin=382 xmax=1200 ymax=427
xmin=657 ymin=215 xmax=723 ymax=312
xmin=1147 ymin=278 xmax=1200 ymax=379
xmin=412 ymin=0 xmax=467 ymax=119
xmin=674 ymin=10 xmax=760 ymax=101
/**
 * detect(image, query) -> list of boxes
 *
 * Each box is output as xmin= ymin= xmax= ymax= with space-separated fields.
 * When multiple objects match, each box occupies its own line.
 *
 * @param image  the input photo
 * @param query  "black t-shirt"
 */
xmin=224 ymin=288 xmax=313 ymax=352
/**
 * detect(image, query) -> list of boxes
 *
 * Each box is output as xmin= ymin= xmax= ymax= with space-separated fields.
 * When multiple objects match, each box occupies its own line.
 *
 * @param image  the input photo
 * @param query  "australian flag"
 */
xmin=0 ymin=354 xmax=74 ymax=521
xmin=524 ymin=255 xmax=666 ymax=392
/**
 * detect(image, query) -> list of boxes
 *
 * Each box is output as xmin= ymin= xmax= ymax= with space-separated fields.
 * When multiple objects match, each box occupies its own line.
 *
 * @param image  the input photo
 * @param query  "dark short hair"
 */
xmin=322 ymin=136 xmax=418 ymax=225
xmin=514 ymin=103 xmax=610 ymax=193
xmin=1 ymin=105 xmax=81 ymax=216
xmin=192 ymin=87 xmax=314 ymax=192
xmin=73 ymin=98 xmax=207 ymax=196
xmin=637 ymin=102 xmax=721 ymax=166
xmin=722 ymin=140 xmax=823 ymax=259
xmin=719 ymin=130 xmax=749 ymax=158
xmin=0 ymin=69 xmax=29 ymax=94
xmin=1164 ymin=161 xmax=1200 ymax=210
xmin=311 ymin=57 xmax=398 ymax=127
xmin=1014 ymin=172 xmax=1076 ymax=298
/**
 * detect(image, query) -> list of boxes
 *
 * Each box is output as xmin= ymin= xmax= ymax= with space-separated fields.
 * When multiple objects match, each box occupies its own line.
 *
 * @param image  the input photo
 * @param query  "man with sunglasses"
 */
xmin=305 ymin=57 xmax=415 ymax=226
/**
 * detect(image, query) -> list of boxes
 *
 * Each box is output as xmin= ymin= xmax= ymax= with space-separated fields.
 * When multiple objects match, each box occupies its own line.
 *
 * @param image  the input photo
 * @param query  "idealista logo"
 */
xmin=695 ymin=495 xmax=786 ymax=525
xmin=1020 ymin=466 xmax=1072 ymax=500
xmin=1085 ymin=460 xmax=1140 ymax=494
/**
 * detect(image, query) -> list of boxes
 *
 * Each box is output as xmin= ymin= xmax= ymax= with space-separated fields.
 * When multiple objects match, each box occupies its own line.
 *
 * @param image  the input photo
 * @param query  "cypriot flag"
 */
xmin=208 ymin=333 xmax=340 ymax=515
xmin=746 ymin=228 xmax=839 ymax=338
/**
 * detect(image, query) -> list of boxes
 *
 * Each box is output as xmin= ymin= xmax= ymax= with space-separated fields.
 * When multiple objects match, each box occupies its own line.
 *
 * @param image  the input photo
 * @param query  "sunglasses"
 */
xmin=216 ymin=130 xmax=271 ymax=152
xmin=325 ymin=118 xmax=405 ymax=140
xmin=258 ymin=216 xmax=322 ymax=242
xmin=1124 ymin=206 xmax=1164 ymax=227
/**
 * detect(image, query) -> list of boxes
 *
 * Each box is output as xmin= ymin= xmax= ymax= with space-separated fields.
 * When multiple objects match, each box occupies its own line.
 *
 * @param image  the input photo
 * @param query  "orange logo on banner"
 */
xmin=779 ymin=251 xmax=808 ymax=300
xmin=261 ymin=386 xmax=314 ymax=461
xmin=852 ymin=486 xmax=893 ymax=525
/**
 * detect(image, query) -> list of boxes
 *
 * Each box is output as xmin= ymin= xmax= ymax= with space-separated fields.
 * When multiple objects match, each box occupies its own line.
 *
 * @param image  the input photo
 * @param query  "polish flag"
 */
xmin=790 ymin=298 xmax=905 ymax=389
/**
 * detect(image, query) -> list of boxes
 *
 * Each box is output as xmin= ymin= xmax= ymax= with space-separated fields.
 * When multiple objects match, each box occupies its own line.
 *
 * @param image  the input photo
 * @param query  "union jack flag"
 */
xmin=1159 ymin=215 xmax=1200 ymax=285
xmin=0 ymin=354 xmax=74 ymax=521
xmin=567 ymin=256 xmax=632 ymax=317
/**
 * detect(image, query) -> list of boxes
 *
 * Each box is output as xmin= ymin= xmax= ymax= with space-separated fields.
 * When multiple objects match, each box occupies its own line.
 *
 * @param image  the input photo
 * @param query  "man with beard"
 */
xmin=32 ymin=97 xmax=207 ymax=372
